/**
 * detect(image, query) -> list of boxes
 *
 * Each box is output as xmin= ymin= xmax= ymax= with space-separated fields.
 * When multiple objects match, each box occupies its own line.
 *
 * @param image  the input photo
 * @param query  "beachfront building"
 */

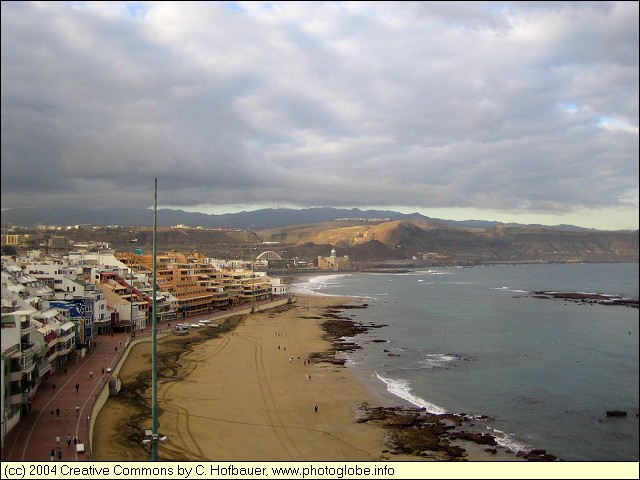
xmin=269 ymin=277 xmax=289 ymax=296
xmin=1 ymin=310 xmax=23 ymax=447
xmin=317 ymin=248 xmax=350 ymax=271
xmin=98 ymin=275 xmax=148 ymax=333
xmin=0 ymin=308 xmax=46 ymax=444
xmin=237 ymin=270 xmax=272 ymax=304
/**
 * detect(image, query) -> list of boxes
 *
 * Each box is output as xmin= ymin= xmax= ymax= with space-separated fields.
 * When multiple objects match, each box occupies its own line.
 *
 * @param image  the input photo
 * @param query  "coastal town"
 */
xmin=1 ymin=233 xmax=318 ymax=460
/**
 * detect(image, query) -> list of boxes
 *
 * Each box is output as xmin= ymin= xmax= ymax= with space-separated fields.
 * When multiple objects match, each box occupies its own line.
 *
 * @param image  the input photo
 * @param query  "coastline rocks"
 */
xmin=354 ymin=404 xmax=560 ymax=461
xmin=606 ymin=410 xmax=627 ymax=417
xmin=530 ymin=291 xmax=638 ymax=309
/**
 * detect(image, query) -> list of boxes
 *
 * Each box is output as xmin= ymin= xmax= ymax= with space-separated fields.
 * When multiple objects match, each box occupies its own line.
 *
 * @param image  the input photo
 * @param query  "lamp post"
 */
xmin=251 ymin=248 xmax=256 ymax=314
xmin=129 ymin=239 xmax=138 ymax=340
xmin=281 ymin=250 xmax=287 ymax=295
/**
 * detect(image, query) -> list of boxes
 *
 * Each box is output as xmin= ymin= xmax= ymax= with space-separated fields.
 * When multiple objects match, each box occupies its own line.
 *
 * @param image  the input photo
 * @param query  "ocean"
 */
xmin=291 ymin=263 xmax=639 ymax=461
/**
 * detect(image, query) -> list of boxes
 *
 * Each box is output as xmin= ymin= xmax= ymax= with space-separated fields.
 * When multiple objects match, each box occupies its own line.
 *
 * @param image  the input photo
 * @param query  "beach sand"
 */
xmin=92 ymin=294 xmax=522 ymax=462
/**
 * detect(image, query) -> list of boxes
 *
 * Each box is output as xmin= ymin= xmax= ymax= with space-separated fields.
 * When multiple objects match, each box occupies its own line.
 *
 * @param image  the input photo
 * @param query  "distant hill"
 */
xmin=256 ymin=219 xmax=638 ymax=264
xmin=8 ymin=212 xmax=637 ymax=265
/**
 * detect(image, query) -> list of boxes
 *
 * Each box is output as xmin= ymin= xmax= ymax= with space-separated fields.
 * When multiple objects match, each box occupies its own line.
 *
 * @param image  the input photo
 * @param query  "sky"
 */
xmin=1 ymin=1 xmax=638 ymax=231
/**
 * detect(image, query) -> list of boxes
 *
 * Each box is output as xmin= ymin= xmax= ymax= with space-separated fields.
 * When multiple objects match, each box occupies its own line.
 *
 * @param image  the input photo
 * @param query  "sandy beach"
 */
xmin=92 ymin=294 xmax=526 ymax=462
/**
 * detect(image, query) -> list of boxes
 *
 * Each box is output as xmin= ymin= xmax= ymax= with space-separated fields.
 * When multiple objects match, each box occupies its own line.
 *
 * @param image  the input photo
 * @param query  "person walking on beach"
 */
xmin=75 ymin=382 xmax=79 ymax=392
xmin=314 ymin=403 xmax=318 ymax=413
xmin=50 ymin=448 xmax=55 ymax=461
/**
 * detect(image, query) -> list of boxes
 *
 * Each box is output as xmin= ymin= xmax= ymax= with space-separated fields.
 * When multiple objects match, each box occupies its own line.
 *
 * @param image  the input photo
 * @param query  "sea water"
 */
xmin=291 ymin=263 xmax=639 ymax=461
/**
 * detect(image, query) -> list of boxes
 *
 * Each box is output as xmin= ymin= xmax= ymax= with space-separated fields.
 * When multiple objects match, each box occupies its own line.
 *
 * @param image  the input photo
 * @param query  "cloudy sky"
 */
xmin=1 ymin=1 xmax=638 ymax=230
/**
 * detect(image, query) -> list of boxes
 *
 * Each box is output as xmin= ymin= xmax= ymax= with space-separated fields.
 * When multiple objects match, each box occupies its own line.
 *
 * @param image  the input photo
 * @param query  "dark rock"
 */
xmin=606 ymin=410 xmax=628 ymax=417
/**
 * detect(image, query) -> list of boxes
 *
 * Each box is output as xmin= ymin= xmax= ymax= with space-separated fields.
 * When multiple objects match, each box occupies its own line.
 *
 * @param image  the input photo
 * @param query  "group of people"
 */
xmin=50 ymin=407 xmax=69 ymax=423
xmin=278 ymin=331 xmax=318 ymax=414
xmin=51 ymin=433 xmax=79 ymax=461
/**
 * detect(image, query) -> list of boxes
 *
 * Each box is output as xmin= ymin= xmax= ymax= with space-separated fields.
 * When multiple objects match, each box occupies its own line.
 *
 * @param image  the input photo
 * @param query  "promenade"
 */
xmin=1 ymin=296 xmax=291 ymax=462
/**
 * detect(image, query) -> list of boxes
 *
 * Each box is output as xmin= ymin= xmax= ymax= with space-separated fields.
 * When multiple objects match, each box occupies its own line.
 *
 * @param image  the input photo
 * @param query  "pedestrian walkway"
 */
xmin=2 ymin=295 xmax=293 ymax=462
xmin=1 ymin=330 xmax=130 ymax=462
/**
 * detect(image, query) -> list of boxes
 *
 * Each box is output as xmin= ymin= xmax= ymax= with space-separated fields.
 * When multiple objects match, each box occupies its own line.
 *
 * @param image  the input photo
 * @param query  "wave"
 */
xmin=373 ymin=376 xmax=532 ymax=453
xmin=485 ymin=427 xmax=533 ymax=454
xmin=290 ymin=274 xmax=351 ymax=296
xmin=493 ymin=286 xmax=528 ymax=294
xmin=374 ymin=372 xmax=446 ymax=414
xmin=419 ymin=353 xmax=472 ymax=369
xmin=415 ymin=269 xmax=451 ymax=275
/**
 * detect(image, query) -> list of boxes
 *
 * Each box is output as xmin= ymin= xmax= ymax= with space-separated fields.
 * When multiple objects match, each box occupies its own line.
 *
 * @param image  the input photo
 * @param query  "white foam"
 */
xmin=416 ymin=269 xmax=451 ymax=275
xmin=486 ymin=427 xmax=532 ymax=453
xmin=374 ymin=372 xmax=446 ymax=414
xmin=419 ymin=353 xmax=459 ymax=369
xmin=493 ymin=286 xmax=528 ymax=293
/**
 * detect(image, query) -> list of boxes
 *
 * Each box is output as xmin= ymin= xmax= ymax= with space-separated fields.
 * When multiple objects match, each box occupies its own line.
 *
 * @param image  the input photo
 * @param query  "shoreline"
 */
xmin=92 ymin=294 xmax=544 ymax=461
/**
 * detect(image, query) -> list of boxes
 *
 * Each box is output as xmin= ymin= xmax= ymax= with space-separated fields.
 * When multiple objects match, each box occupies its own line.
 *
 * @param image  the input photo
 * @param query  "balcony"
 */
xmin=9 ymin=393 xmax=22 ymax=405
xmin=20 ymin=323 xmax=35 ymax=334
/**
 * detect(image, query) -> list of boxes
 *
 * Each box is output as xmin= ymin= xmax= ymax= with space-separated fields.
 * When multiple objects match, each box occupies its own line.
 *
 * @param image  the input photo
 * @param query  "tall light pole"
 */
xmin=151 ymin=178 xmax=159 ymax=461
xmin=281 ymin=250 xmax=287 ymax=297
xmin=251 ymin=248 xmax=256 ymax=314
xmin=129 ymin=239 xmax=138 ymax=340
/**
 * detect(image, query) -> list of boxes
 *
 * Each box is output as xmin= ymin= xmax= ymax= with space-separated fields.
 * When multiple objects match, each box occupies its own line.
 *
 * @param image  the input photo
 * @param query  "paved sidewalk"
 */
xmin=2 ymin=329 xmax=131 ymax=462
xmin=1 ymin=296 xmax=292 ymax=462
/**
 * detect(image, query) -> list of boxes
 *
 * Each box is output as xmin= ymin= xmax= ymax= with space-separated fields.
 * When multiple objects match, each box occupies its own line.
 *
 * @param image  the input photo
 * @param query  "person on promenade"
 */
xmin=66 ymin=433 xmax=71 ymax=447
xmin=52 ymin=383 xmax=56 ymax=392
xmin=73 ymin=434 xmax=77 ymax=448
xmin=76 ymin=404 xmax=80 ymax=415
xmin=75 ymin=383 xmax=79 ymax=392
xmin=55 ymin=407 xmax=60 ymax=421
xmin=50 ymin=448 xmax=55 ymax=461
xmin=56 ymin=446 xmax=62 ymax=461
xmin=89 ymin=371 xmax=93 ymax=379
xmin=65 ymin=408 xmax=69 ymax=421
xmin=55 ymin=435 xmax=60 ymax=446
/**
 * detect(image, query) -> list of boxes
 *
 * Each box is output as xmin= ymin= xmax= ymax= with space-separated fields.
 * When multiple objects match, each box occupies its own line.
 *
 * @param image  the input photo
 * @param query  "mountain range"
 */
xmin=3 ymin=207 xmax=637 ymax=265
xmin=0 ymin=205 xmax=596 ymax=231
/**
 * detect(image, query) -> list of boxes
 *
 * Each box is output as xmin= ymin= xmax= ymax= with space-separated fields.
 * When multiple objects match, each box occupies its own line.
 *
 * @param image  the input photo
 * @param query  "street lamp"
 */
xmin=281 ymin=250 xmax=287 ymax=294
xmin=129 ymin=239 xmax=138 ymax=340
xmin=251 ymin=248 xmax=256 ymax=313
